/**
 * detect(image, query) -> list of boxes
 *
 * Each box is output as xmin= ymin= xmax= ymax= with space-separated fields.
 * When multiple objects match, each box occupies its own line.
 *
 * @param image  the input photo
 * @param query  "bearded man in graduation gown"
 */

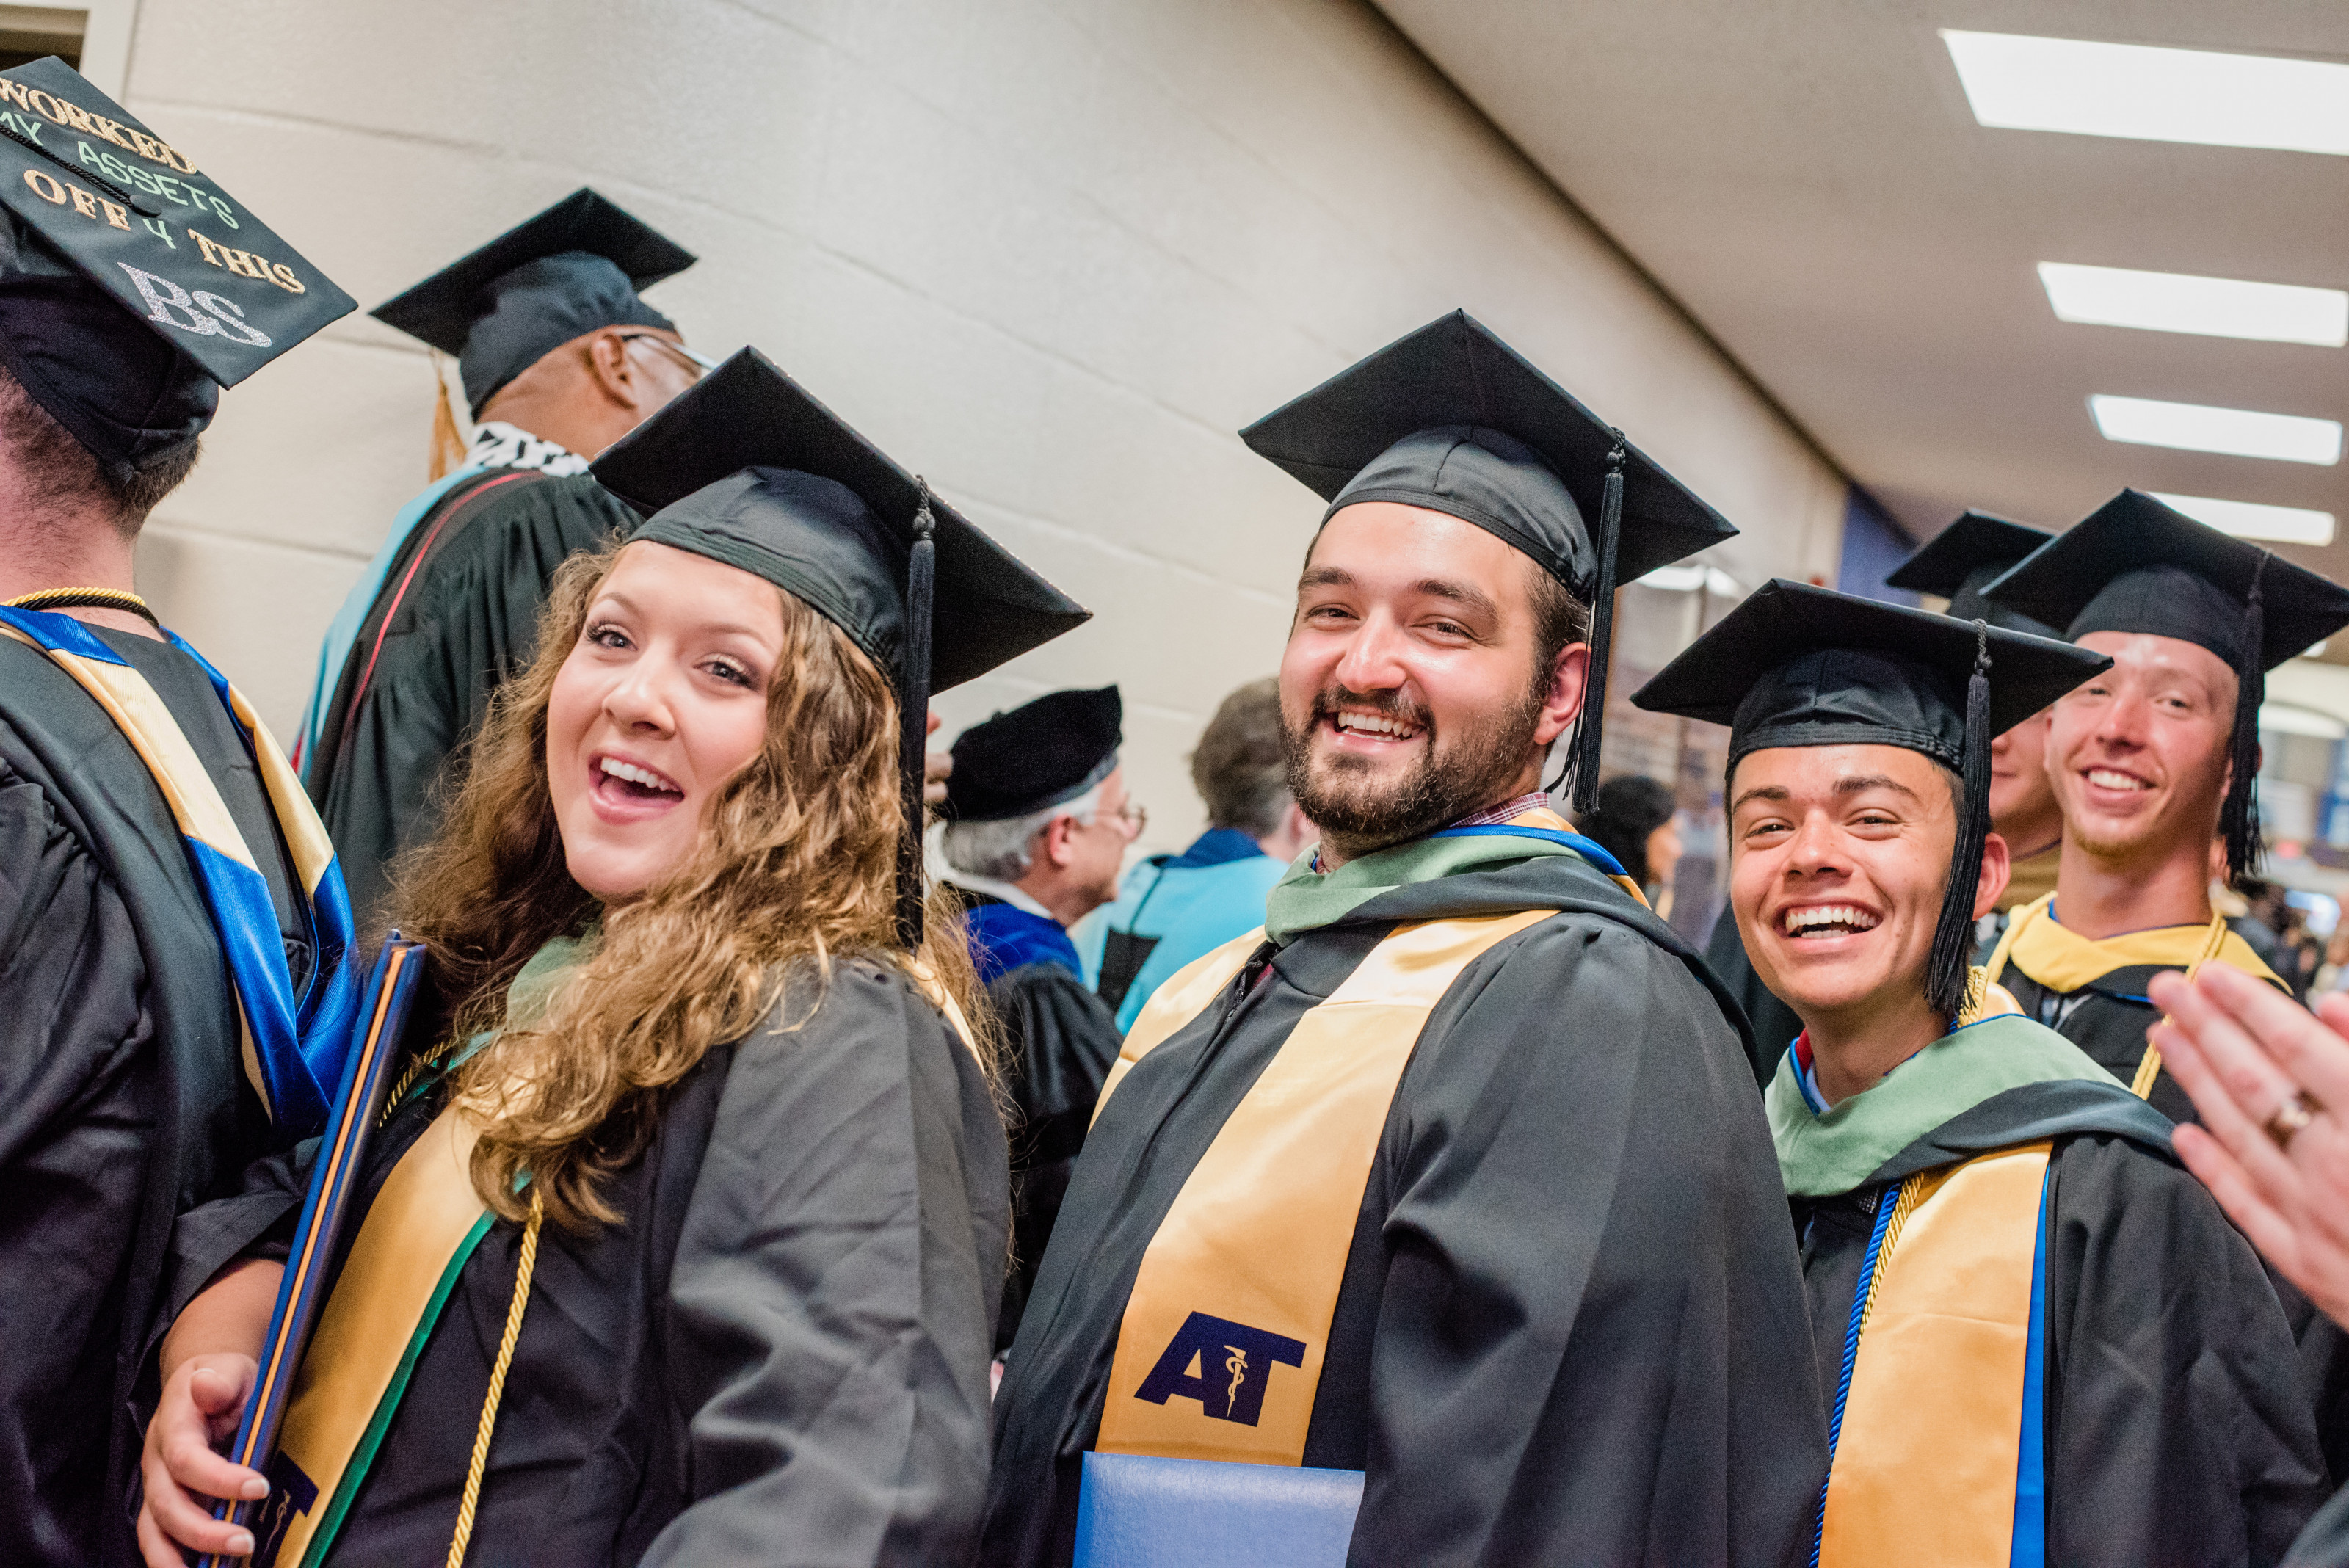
xmin=982 ymin=313 xmax=1826 ymax=1568
xmin=1637 ymin=581 xmax=2324 ymax=1565
xmin=938 ymin=686 xmax=1133 ymax=1351
xmin=0 ymin=59 xmax=361 ymax=1567
xmin=297 ymin=189 xmax=713 ymax=923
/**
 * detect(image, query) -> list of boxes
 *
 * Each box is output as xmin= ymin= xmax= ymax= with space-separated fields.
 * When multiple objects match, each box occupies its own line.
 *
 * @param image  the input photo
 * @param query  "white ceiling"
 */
xmin=1374 ymin=1 xmax=2349 ymax=612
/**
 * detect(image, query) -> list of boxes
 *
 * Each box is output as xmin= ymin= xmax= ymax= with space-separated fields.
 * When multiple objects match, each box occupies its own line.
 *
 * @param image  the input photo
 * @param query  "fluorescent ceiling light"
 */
xmin=2089 ymin=395 xmax=2341 ymax=464
xmin=2038 ymin=263 xmax=2348 ymax=346
xmin=2151 ymin=492 xmax=2337 ymax=545
xmin=1944 ymin=30 xmax=2349 ymax=154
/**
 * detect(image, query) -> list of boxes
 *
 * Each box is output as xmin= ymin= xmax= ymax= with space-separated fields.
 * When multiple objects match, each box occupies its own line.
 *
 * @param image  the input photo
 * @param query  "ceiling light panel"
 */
xmin=2038 ymin=263 xmax=2348 ymax=346
xmin=2088 ymin=395 xmax=2342 ymax=464
xmin=2151 ymin=492 xmax=2337 ymax=546
xmin=1944 ymin=31 xmax=2349 ymax=155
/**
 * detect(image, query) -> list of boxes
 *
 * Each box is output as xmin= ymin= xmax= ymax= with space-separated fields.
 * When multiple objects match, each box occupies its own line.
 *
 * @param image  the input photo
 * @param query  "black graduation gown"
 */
xmin=1704 ymin=903 xmax=1804 ymax=1089
xmin=982 ymin=854 xmax=1826 ymax=1568
xmin=304 ymin=470 xmax=633 ymax=925
xmin=2290 ymin=1486 xmax=2349 ymax=1567
xmin=1795 ymin=1081 xmax=2325 ymax=1566
xmin=167 ymin=960 xmax=1007 ymax=1567
xmin=981 ymin=949 xmax=1123 ymax=1356
xmin=0 ymin=626 xmax=311 ymax=1568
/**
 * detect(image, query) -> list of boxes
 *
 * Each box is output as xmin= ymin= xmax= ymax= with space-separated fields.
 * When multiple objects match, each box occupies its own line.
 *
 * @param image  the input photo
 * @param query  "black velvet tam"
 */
xmin=0 ymin=57 xmax=353 ymax=483
xmin=371 ymin=188 xmax=694 ymax=417
xmin=1884 ymin=509 xmax=2055 ymax=635
xmin=1238 ymin=310 xmax=1734 ymax=589
xmin=945 ymin=686 xmax=1122 ymax=824
xmin=589 ymin=347 xmax=1088 ymax=695
xmin=1983 ymin=490 xmax=2349 ymax=672
xmin=1631 ymin=579 xmax=2110 ymax=768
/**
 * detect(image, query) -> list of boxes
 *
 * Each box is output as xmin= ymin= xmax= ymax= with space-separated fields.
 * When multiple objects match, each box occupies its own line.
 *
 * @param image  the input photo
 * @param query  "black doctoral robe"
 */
xmin=167 ymin=960 xmax=1008 ymax=1567
xmin=1794 ymin=1079 xmax=2324 ymax=1565
xmin=303 ymin=469 xmax=633 ymax=924
xmin=0 ymin=625 xmax=311 ymax=1568
xmin=1704 ymin=902 xmax=1804 ymax=1089
xmin=982 ymin=854 xmax=1827 ymax=1568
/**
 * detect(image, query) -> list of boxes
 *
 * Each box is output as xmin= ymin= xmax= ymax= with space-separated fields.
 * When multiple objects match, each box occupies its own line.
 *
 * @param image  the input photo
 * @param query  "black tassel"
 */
xmin=1928 ymin=621 xmax=1993 ymax=1020
xmin=1569 ymin=433 xmax=1627 ymax=813
xmin=895 ymin=480 xmax=938 ymax=951
xmin=2222 ymin=553 xmax=2268 ymax=885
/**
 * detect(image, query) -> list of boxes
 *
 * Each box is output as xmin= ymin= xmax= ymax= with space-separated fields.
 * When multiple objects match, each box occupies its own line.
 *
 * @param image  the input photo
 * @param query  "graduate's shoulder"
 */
xmin=724 ymin=954 xmax=993 ymax=1122
xmin=402 ymin=471 xmax=631 ymax=600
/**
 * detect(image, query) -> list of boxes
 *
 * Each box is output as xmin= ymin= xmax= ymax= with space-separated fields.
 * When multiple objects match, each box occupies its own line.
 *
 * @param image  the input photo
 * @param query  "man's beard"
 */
xmin=1281 ymin=681 xmax=1548 ymax=859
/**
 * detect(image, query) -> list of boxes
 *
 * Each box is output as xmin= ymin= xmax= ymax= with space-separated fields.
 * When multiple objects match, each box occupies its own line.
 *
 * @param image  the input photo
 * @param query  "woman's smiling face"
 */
xmin=545 ymin=540 xmax=785 ymax=900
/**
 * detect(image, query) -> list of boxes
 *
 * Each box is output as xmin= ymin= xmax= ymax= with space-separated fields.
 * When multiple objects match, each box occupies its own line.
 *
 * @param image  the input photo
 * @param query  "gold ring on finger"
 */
xmin=2266 ymin=1089 xmax=2323 ymax=1150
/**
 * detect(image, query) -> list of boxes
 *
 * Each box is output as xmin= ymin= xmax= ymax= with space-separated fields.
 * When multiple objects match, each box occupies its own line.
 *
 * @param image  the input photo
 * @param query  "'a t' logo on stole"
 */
xmin=1133 ymin=1310 xmax=1307 ymax=1426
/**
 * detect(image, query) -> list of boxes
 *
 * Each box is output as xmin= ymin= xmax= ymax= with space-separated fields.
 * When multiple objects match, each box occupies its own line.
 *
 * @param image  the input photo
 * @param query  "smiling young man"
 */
xmin=1979 ymin=493 xmax=2349 ymax=1122
xmin=981 ymin=313 xmax=1826 ymax=1568
xmin=1636 ymin=580 xmax=2323 ymax=1566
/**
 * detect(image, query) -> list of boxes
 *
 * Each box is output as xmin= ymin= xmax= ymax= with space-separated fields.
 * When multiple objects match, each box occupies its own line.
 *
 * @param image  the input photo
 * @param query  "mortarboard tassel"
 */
xmin=2223 ymin=552 xmax=2268 ymax=884
xmin=894 ymin=481 xmax=938 ymax=951
xmin=1569 ymin=433 xmax=1627 ymax=813
xmin=1927 ymin=620 xmax=1993 ymax=1020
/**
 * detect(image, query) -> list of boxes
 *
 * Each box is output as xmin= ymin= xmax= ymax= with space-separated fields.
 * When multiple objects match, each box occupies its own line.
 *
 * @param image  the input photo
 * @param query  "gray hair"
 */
xmin=942 ymin=781 xmax=1105 ymax=882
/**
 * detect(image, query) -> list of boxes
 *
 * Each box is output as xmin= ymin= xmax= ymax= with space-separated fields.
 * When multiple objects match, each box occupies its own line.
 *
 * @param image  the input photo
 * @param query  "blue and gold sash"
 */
xmin=1820 ymin=1142 xmax=2052 ymax=1568
xmin=0 ymin=606 xmax=357 ymax=1130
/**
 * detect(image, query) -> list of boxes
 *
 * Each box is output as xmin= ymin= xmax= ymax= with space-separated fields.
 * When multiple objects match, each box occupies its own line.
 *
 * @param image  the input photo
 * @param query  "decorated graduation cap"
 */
xmin=1884 ymin=510 xmax=2055 ymax=636
xmin=945 ymin=686 xmax=1122 ymax=824
xmin=590 ymin=347 xmax=1091 ymax=945
xmin=1983 ymin=488 xmax=2349 ymax=881
xmin=1632 ymin=580 xmax=2110 ymax=1019
xmin=1239 ymin=310 xmax=1738 ymax=811
xmin=0 ymin=57 xmax=354 ymax=485
xmin=372 ymin=188 xmax=696 ymax=418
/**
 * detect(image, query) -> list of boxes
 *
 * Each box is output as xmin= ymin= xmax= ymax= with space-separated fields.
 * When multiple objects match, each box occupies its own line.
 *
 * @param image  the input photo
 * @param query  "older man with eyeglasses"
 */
xmin=294 ymin=189 xmax=718 ymax=922
xmin=940 ymin=685 xmax=1141 ymax=1357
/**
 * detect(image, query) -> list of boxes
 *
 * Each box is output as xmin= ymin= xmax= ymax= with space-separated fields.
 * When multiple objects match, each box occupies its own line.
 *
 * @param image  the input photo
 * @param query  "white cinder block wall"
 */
xmin=120 ymin=0 xmax=1848 ymax=855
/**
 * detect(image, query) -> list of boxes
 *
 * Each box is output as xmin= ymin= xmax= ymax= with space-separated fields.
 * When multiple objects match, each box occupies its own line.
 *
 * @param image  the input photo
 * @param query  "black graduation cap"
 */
xmin=1884 ymin=510 xmax=2055 ymax=636
xmin=371 ymin=188 xmax=696 ymax=418
xmin=1632 ymin=580 xmax=2110 ymax=1020
xmin=1238 ymin=311 xmax=1738 ymax=810
xmin=589 ymin=346 xmax=1091 ymax=945
xmin=1982 ymin=488 xmax=2349 ymax=880
xmin=945 ymin=686 xmax=1122 ymax=824
xmin=0 ymin=57 xmax=354 ymax=483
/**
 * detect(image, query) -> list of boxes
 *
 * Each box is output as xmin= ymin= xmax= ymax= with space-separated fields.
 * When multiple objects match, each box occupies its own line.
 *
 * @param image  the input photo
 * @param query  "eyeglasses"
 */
xmin=614 ymin=331 xmax=721 ymax=379
xmin=1086 ymin=801 xmax=1148 ymax=841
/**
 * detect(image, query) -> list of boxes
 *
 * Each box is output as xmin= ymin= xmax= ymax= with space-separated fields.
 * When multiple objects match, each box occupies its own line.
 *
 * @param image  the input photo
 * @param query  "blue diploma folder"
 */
xmin=199 ymin=934 xmax=426 ymax=1568
xmin=1074 ymin=1452 xmax=1365 ymax=1568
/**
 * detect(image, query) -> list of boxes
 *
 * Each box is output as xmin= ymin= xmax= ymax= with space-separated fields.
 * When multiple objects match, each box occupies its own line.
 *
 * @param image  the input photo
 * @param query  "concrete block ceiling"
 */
xmin=1376 ymin=1 xmax=2349 ymax=626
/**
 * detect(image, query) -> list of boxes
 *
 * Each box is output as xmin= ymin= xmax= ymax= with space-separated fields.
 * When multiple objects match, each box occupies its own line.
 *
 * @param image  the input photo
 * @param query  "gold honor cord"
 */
xmin=1986 ymin=897 xmax=2259 ymax=1101
xmin=2 ymin=585 xmax=161 ymax=624
xmin=1821 ymin=1142 xmax=2050 ymax=1567
xmin=2131 ymin=911 xmax=2232 ymax=1099
xmin=446 ymin=1188 xmax=542 ymax=1568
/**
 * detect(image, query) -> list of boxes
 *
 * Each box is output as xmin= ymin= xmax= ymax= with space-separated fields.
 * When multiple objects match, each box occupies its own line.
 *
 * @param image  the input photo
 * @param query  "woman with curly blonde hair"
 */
xmin=136 ymin=351 xmax=1087 ymax=1568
